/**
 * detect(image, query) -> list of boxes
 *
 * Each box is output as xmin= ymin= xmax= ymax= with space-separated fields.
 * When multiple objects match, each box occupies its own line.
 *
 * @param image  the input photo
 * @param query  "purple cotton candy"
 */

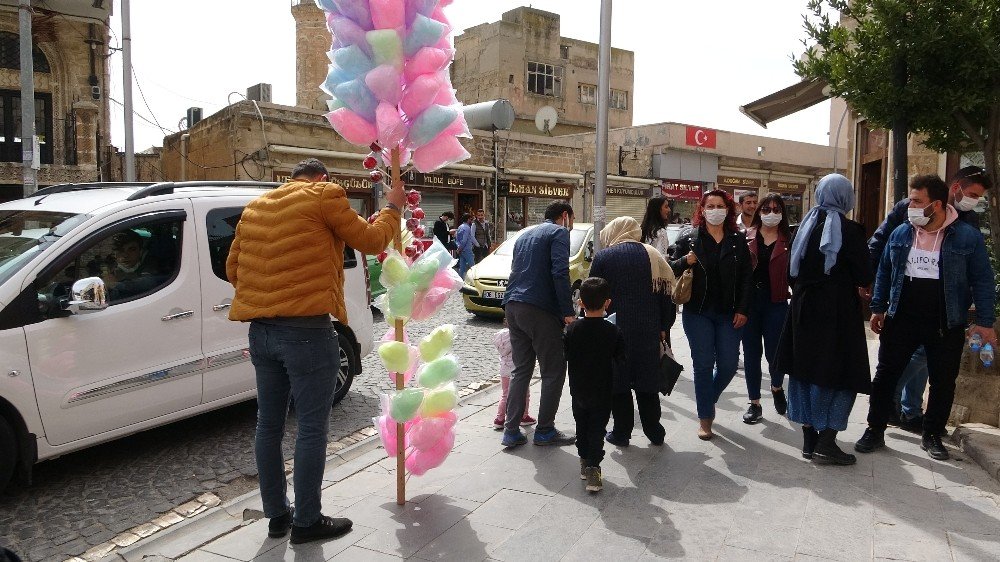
xmin=334 ymin=79 xmax=378 ymax=121
xmin=365 ymin=64 xmax=403 ymax=105
xmin=332 ymin=0 xmax=373 ymax=30
xmin=369 ymin=0 xmax=405 ymax=30
xmin=404 ymin=0 xmax=439 ymax=26
xmin=403 ymin=14 xmax=449 ymax=57
xmin=408 ymin=104 xmax=458 ymax=148
xmin=329 ymin=15 xmax=372 ymax=55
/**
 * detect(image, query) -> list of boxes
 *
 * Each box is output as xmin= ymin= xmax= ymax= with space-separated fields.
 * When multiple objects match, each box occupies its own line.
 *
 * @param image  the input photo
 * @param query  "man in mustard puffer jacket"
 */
xmin=227 ymin=158 xmax=404 ymax=545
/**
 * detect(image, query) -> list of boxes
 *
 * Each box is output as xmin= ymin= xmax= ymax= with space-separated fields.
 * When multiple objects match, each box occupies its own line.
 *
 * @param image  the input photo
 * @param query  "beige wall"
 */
xmin=293 ymin=3 xmax=330 ymax=112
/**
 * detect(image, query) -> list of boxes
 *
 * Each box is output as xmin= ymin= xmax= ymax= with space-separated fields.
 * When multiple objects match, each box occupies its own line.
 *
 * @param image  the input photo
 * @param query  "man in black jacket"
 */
xmin=863 ymin=166 xmax=991 ymax=430
xmin=433 ymin=211 xmax=456 ymax=252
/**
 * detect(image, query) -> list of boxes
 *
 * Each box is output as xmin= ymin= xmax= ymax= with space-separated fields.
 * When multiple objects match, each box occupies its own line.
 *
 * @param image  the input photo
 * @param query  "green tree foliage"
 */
xmin=796 ymin=0 xmax=1000 ymax=249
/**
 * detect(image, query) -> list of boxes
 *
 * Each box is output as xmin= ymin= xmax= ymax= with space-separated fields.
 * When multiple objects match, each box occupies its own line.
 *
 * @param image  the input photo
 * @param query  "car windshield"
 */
xmin=494 ymin=225 xmax=589 ymax=256
xmin=0 ymin=209 xmax=90 ymax=286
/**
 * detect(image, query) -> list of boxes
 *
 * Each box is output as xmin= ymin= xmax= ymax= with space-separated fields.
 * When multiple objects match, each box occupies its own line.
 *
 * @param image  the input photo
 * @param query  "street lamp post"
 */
xmin=593 ymin=0 xmax=612 ymax=251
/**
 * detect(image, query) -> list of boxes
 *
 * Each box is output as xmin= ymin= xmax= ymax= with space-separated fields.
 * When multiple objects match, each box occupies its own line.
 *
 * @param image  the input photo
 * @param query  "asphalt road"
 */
xmin=0 ymin=295 xmax=503 ymax=562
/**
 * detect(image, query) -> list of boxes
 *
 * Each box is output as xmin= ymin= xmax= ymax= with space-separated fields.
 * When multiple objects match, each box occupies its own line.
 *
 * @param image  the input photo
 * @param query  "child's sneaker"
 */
xmin=520 ymin=414 xmax=537 ymax=426
xmin=492 ymin=416 xmax=505 ymax=430
xmin=585 ymin=466 xmax=603 ymax=492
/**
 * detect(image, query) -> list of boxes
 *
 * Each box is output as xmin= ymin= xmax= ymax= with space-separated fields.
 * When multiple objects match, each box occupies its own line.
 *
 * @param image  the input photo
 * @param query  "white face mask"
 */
xmin=704 ymin=209 xmax=728 ymax=226
xmin=760 ymin=213 xmax=782 ymax=227
xmin=955 ymin=195 xmax=980 ymax=212
xmin=907 ymin=204 xmax=935 ymax=227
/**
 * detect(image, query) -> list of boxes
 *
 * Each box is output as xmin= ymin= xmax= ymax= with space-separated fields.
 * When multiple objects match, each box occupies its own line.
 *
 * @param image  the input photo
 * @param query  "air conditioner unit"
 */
xmin=247 ymin=83 xmax=272 ymax=103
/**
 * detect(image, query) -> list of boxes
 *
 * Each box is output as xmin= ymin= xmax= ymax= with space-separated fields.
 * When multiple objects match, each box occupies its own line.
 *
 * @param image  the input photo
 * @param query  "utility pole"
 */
xmin=19 ymin=0 xmax=36 ymax=197
xmin=121 ymin=0 xmax=136 ymax=181
xmin=593 ymin=0 xmax=612 ymax=250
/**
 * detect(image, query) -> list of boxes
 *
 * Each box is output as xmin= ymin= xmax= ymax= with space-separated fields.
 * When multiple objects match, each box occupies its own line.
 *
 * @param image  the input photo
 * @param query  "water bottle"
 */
xmin=981 ymin=343 xmax=994 ymax=368
xmin=970 ymin=333 xmax=983 ymax=352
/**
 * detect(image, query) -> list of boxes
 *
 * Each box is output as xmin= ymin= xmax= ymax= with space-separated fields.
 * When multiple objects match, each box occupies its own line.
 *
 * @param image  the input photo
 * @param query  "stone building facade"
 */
xmin=0 ymin=0 xmax=113 ymax=201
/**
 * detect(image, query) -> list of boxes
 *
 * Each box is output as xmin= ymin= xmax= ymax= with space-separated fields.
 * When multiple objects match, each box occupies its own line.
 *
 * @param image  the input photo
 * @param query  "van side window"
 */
xmin=37 ymin=217 xmax=184 ymax=311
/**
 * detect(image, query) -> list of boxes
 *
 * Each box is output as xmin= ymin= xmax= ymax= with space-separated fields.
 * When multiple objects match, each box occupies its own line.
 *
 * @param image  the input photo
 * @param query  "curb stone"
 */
xmin=953 ymin=423 xmax=1000 ymax=482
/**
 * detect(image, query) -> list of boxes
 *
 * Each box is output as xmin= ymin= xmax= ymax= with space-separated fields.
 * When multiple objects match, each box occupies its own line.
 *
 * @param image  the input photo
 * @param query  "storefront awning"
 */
xmin=739 ymin=78 xmax=829 ymax=128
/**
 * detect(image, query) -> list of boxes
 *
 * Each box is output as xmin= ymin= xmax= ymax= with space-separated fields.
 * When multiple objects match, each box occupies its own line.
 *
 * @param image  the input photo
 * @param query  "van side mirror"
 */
xmin=584 ymin=240 xmax=594 ymax=262
xmin=64 ymin=277 xmax=108 ymax=314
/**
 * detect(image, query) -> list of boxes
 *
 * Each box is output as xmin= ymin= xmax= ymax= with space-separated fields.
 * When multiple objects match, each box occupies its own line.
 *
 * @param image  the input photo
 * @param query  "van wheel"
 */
xmin=571 ymin=281 xmax=582 ymax=316
xmin=334 ymin=333 xmax=357 ymax=405
xmin=0 ymin=417 xmax=15 ymax=492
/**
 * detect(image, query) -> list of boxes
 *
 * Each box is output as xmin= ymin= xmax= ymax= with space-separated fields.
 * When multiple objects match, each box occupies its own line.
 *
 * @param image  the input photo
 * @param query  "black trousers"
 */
xmin=868 ymin=314 xmax=965 ymax=435
xmin=573 ymin=399 xmax=612 ymax=467
xmin=610 ymin=391 xmax=665 ymax=444
xmin=474 ymin=246 xmax=488 ymax=263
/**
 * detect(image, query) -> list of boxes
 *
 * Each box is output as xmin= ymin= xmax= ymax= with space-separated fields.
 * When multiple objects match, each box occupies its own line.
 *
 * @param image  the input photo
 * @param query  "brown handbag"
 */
xmin=672 ymin=267 xmax=694 ymax=305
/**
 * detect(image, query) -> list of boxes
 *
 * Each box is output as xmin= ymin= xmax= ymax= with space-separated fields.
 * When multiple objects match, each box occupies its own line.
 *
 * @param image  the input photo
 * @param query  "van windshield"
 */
xmin=494 ymin=225 xmax=589 ymax=257
xmin=0 ymin=209 xmax=90 ymax=286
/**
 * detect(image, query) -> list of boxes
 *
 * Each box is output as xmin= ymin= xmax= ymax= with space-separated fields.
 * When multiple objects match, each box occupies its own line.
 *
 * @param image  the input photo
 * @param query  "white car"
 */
xmin=0 ymin=181 xmax=375 ymax=491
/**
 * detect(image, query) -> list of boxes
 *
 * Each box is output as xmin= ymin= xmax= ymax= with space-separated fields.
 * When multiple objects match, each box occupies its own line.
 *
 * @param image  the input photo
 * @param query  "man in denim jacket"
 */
xmin=856 ymin=175 xmax=997 ymax=460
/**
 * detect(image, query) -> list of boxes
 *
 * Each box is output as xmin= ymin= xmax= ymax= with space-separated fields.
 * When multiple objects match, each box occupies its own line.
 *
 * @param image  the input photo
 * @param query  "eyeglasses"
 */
xmin=759 ymin=207 xmax=781 ymax=214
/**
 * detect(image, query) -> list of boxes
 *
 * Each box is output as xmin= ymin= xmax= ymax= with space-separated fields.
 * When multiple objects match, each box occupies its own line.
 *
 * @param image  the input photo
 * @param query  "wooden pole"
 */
xmin=391 ymin=147 xmax=406 ymax=506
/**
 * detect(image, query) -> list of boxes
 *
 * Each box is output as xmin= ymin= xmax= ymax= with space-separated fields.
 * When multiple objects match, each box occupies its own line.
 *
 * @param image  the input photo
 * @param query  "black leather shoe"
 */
xmin=290 ymin=515 xmax=353 ymax=544
xmin=854 ymin=428 xmax=885 ymax=453
xmin=268 ymin=509 xmax=293 ymax=538
xmin=899 ymin=414 xmax=924 ymax=433
xmin=921 ymin=433 xmax=950 ymax=460
xmin=813 ymin=429 xmax=856 ymax=465
xmin=742 ymin=403 xmax=763 ymax=425
xmin=771 ymin=388 xmax=788 ymax=416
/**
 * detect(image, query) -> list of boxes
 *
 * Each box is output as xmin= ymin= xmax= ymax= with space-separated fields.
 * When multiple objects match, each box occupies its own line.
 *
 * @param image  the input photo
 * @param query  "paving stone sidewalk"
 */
xmin=109 ymin=329 xmax=1000 ymax=562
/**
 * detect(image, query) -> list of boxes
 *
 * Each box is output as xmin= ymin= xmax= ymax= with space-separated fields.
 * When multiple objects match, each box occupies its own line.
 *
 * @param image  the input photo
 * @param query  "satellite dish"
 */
xmin=535 ymin=106 xmax=559 ymax=135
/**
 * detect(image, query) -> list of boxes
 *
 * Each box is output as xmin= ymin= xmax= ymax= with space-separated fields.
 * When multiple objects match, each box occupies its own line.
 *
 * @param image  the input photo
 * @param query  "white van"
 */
xmin=0 ymin=182 xmax=375 ymax=491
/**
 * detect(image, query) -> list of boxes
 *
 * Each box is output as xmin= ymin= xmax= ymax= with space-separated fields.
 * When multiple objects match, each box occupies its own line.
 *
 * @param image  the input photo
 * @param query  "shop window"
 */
xmin=0 ymin=90 xmax=54 ymax=164
xmin=0 ymin=32 xmax=51 ymax=73
xmin=610 ymin=89 xmax=629 ymax=110
xmin=526 ymin=62 xmax=563 ymax=97
xmin=579 ymin=84 xmax=597 ymax=105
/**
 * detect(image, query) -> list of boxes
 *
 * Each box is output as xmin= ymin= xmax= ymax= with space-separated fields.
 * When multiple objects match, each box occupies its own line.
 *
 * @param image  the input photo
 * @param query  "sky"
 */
xmin=107 ymin=0 xmax=833 ymax=151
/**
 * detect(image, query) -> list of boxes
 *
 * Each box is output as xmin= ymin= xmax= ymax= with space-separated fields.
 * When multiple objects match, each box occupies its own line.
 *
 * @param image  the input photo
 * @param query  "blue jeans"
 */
xmin=897 ymin=347 xmax=928 ymax=418
xmin=683 ymin=310 xmax=744 ymax=419
xmin=249 ymin=322 xmax=338 ymax=527
xmin=741 ymin=290 xmax=789 ymax=400
xmin=458 ymin=250 xmax=474 ymax=279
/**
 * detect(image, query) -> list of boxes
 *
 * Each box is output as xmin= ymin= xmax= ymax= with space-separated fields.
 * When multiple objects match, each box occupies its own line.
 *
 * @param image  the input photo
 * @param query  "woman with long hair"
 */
xmin=591 ymin=216 xmax=676 ymax=446
xmin=670 ymin=190 xmax=753 ymax=440
xmin=640 ymin=196 xmax=673 ymax=257
xmin=774 ymin=174 xmax=873 ymax=465
xmin=741 ymin=194 xmax=793 ymax=424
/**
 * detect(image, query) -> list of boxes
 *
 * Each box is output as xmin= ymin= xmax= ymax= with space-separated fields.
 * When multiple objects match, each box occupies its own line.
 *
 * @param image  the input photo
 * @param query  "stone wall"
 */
xmin=951 ymin=324 xmax=1000 ymax=428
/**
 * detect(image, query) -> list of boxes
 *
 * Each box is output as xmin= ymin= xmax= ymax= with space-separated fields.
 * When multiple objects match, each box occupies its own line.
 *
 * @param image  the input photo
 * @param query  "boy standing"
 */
xmin=565 ymin=277 xmax=626 ymax=492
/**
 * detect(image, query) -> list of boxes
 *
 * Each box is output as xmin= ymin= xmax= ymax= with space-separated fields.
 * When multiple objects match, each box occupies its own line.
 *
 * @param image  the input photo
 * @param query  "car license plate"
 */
xmin=482 ymin=290 xmax=504 ymax=299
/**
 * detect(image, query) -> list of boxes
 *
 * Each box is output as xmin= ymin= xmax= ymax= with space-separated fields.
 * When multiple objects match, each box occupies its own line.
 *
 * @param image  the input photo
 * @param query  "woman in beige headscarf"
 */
xmin=590 ymin=216 xmax=677 ymax=447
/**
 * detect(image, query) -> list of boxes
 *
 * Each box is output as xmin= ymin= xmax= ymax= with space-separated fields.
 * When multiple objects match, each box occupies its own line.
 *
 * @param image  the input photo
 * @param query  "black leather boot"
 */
xmin=801 ymin=426 xmax=819 ymax=459
xmin=813 ymin=429 xmax=856 ymax=465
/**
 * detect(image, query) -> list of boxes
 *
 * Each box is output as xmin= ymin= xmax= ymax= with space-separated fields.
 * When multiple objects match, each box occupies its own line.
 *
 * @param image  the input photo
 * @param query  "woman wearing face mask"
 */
xmin=670 ymin=190 xmax=753 ymax=440
xmin=775 ymin=174 xmax=874 ymax=465
xmin=740 ymin=194 xmax=793 ymax=425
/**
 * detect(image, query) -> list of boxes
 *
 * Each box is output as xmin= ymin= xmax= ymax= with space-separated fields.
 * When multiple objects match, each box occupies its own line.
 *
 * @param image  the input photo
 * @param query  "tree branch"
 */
xmin=954 ymin=110 xmax=987 ymax=149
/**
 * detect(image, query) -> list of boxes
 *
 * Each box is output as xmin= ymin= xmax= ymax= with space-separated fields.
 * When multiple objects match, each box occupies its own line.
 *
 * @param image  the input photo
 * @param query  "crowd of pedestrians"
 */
xmin=497 ymin=167 xmax=998 ymax=492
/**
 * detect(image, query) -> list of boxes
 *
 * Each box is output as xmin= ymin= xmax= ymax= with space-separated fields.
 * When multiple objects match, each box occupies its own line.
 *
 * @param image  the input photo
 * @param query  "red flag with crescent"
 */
xmin=685 ymin=126 xmax=717 ymax=149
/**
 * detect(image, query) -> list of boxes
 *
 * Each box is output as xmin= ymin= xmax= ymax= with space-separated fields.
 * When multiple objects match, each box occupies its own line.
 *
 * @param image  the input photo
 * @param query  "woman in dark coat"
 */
xmin=590 ymin=216 xmax=677 ymax=446
xmin=775 ymin=173 xmax=874 ymax=465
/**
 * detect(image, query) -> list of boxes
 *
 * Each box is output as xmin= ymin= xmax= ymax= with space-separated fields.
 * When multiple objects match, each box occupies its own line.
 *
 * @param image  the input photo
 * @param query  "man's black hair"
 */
xmin=579 ymin=277 xmax=610 ymax=311
xmin=738 ymin=192 xmax=758 ymax=204
xmin=291 ymin=158 xmax=329 ymax=180
xmin=440 ymin=211 xmax=455 ymax=219
xmin=544 ymin=201 xmax=574 ymax=221
xmin=951 ymin=165 xmax=992 ymax=190
xmin=459 ymin=213 xmax=472 ymax=224
xmin=910 ymin=174 xmax=949 ymax=207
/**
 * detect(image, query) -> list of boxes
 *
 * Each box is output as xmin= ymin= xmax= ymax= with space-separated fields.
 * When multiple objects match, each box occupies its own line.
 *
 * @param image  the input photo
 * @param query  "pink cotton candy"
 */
xmin=404 ymin=47 xmax=450 ymax=81
xmin=431 ymin=267 xmax=463 ymax=291
xmin=442 ymin=110 xmax=470 ymax=137
xmin=407 ymin=411 xmax=457 ymax=451
xmin=376 ymin=415 xmax=400 ymax=456
xmin=413 ymin=132 xmax=470 ymax=173
xmin=326 ymin=108 xmax=378 ymax=146
xmin=376 ymin=103 xmax=409 ymax=148
xmin=430 ymin=6 xmax=450 ymax=26
xmin=405 ymin=429 xmax=454 ymax=475
xmin=365 ymin=65 xmax=403 ymax=105
xmin=400 ymin=73 xmax=443 ymax=118
xmin=410 ymin=287 xmax=452 ymax=321
xmin=369 ymin=0 xmax=405 ymax=29
xmin=433 ymin=86 xmax=458 ymax=107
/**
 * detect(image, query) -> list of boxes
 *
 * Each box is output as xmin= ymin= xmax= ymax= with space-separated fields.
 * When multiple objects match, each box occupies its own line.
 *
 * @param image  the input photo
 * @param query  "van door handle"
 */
xmin=212 ymin=303 xmax=231 ymax=311
xmin=162 ymin=310 xmax=195 ymax=321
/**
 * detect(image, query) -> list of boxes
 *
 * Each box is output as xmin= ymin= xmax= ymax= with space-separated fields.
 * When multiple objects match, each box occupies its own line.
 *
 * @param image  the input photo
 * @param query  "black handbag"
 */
xmin=658 ymin=342 xmax=683 ymax=396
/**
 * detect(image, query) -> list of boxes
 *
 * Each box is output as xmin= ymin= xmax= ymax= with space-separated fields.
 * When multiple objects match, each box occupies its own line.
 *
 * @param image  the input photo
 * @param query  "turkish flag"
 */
xmin=685 ymin=126 xmax=717 ymax=149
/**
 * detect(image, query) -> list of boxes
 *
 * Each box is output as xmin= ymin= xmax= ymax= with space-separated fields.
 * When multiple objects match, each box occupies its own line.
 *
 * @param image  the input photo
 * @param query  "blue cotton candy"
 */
xmin=314 ymin=0 xmax=339 ymax=13
xmin=321 ymin=65 xmax=352 ymax=95
xmin=408 ymin=105 xmax=458 ymax=148
xmin=332 ymin=45 xmax=374 ymax=78
xmin=405 ymin=0 xmax=439 ymax=26
xmin=334 ymin=79 xmax=378 ymax=122
xmin=404 ymin=14 xmax=448 ymax=57
xmin=333 ymin=0 xmax=373 ymax=30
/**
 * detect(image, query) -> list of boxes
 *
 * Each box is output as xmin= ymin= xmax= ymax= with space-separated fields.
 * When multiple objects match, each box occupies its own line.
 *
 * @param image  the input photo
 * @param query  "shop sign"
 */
xmin=770 ymin=179 xmax=808 ymax=193
xmin=685 ymin=126 xmax=717 ymax=149
xmin=405 ymin=171 xmax=481 ymax=190
xmin=717 ymin=175 xmax=763 ymax=189
xmin=661 ymin=179 xmax=702 ymax=200
xmin=506 ymin=180 xmax=573 ymax=198
xmin=272 ymin=171 xmax=373 ymax=192
xmin=607 ymin=185 xmax=650 ymax=197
